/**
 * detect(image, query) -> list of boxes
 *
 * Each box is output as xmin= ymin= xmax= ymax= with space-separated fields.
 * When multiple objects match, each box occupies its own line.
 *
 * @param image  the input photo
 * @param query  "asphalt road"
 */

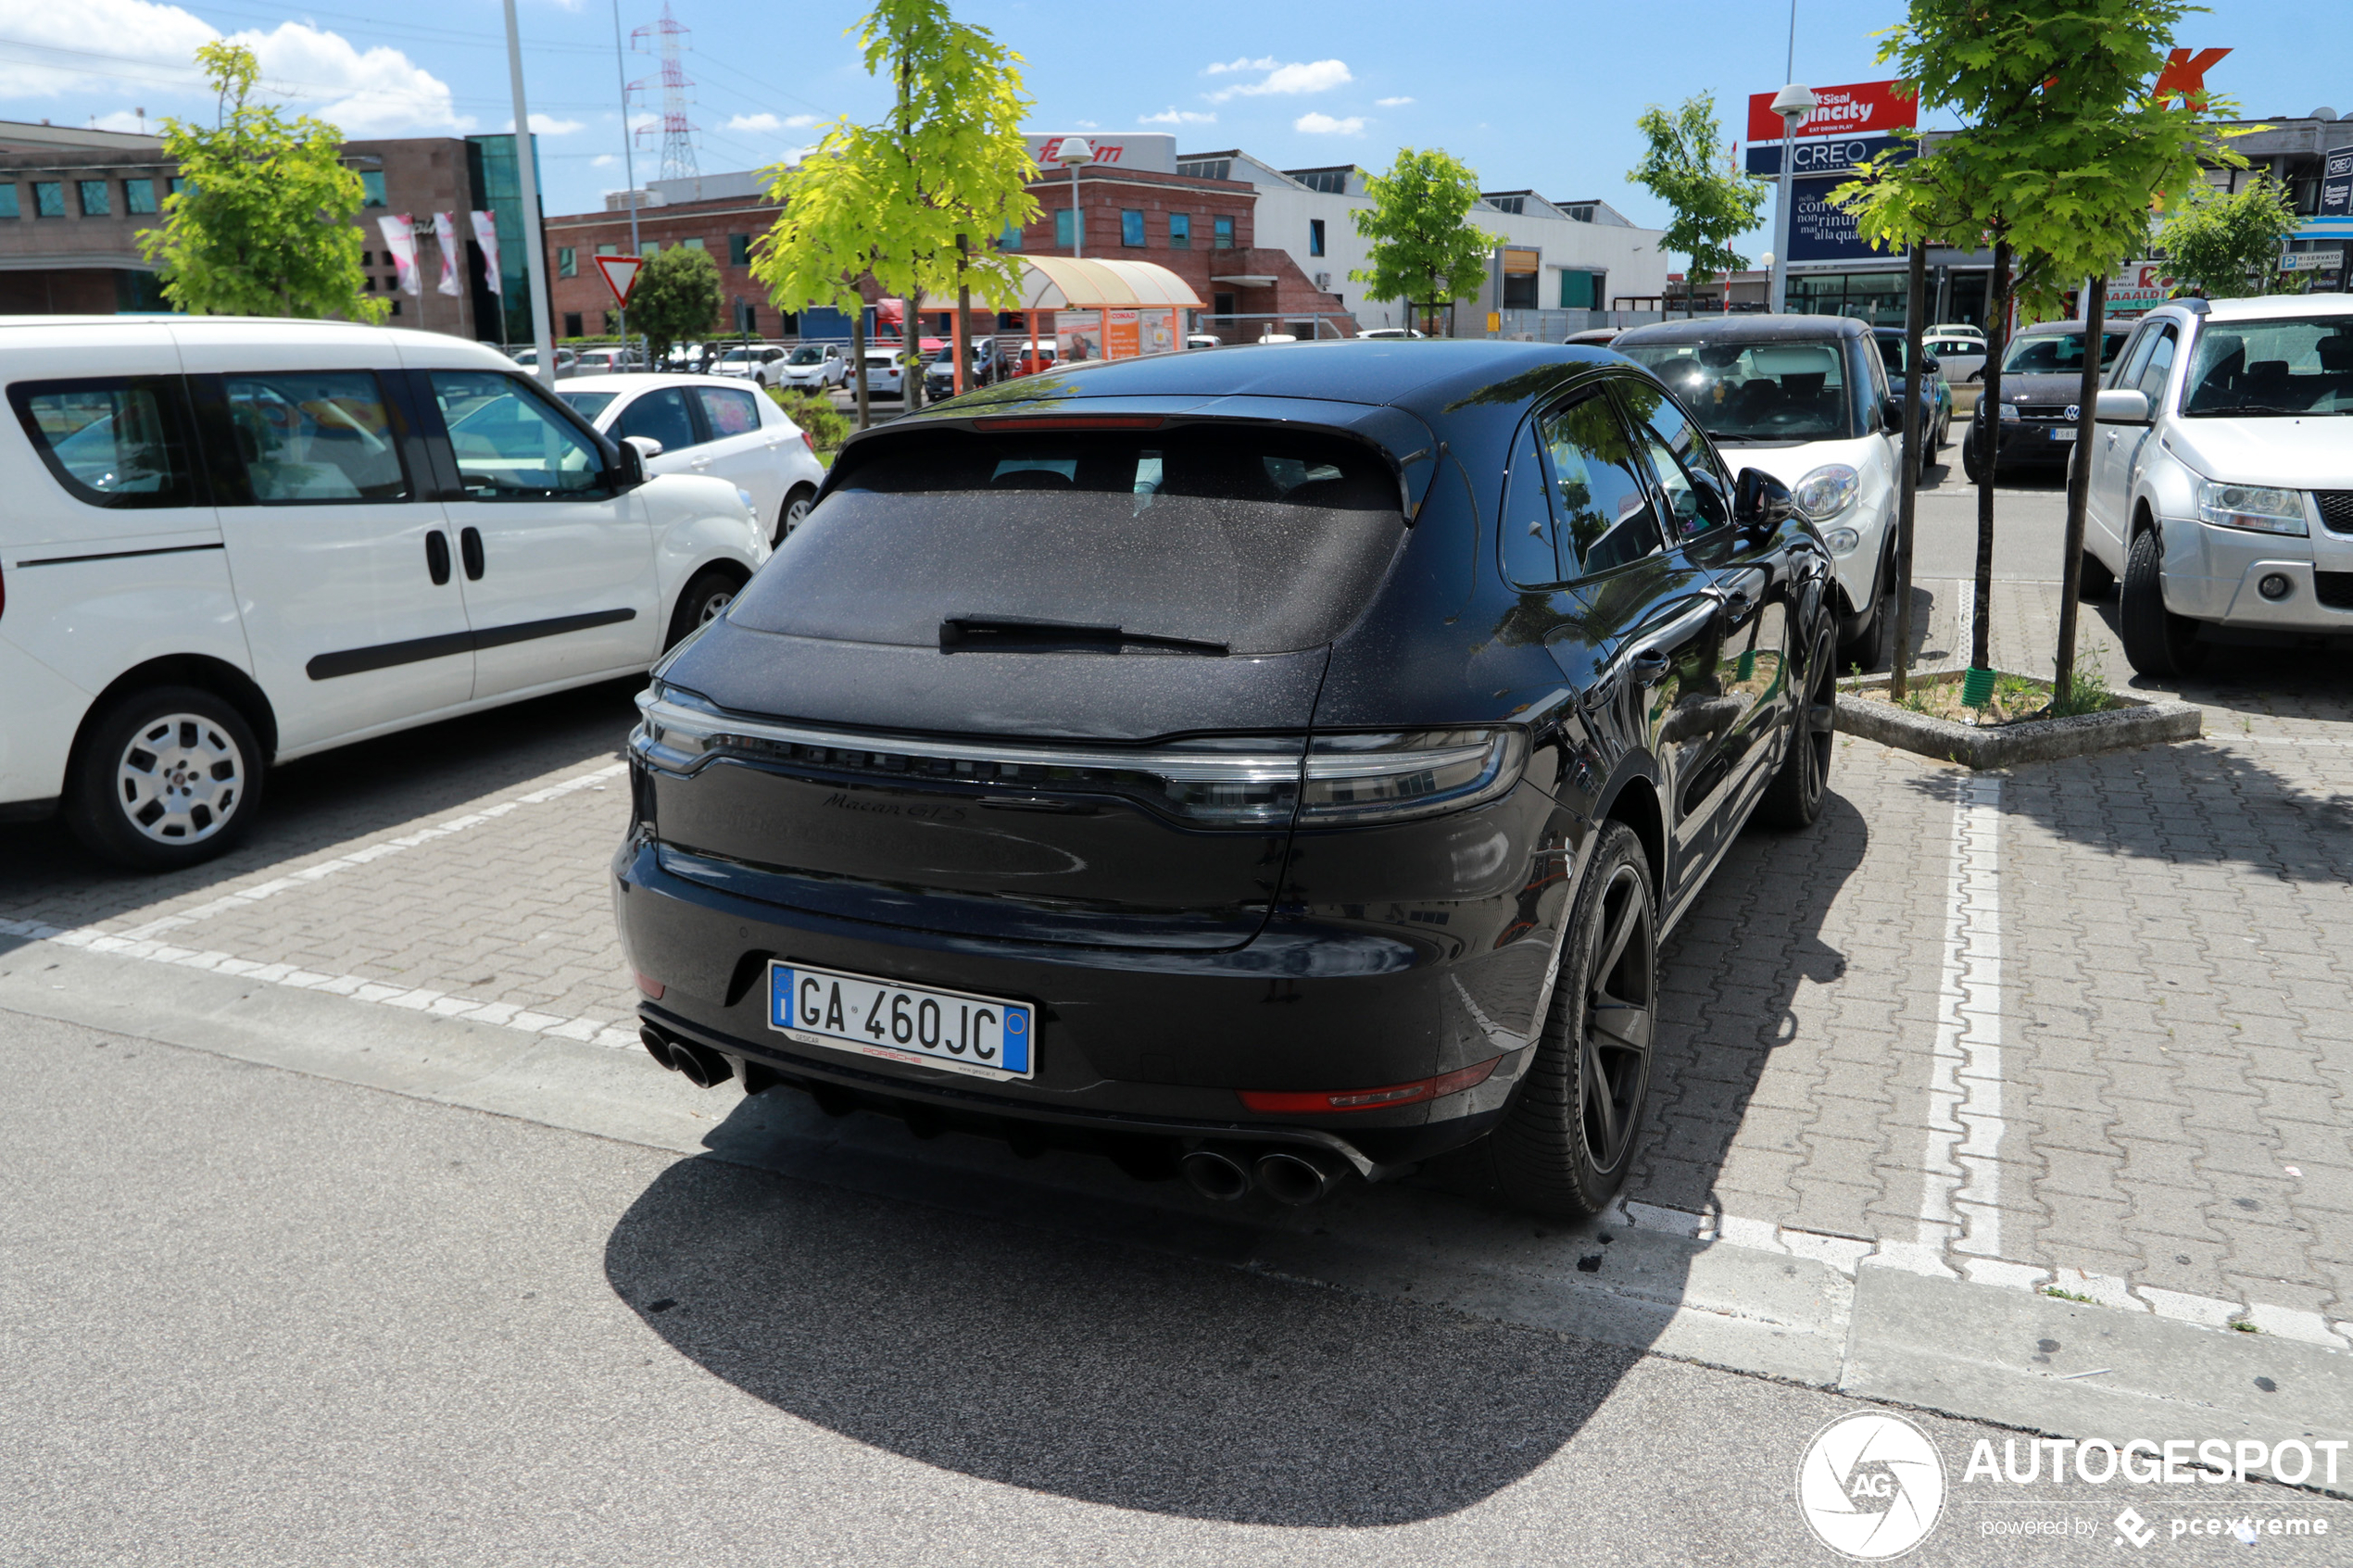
xmin=1909 ymin=461 xmax=2075 ymax=583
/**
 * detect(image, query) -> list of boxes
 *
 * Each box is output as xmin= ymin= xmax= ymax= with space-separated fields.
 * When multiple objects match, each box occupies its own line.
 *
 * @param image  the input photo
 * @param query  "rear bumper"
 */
xmin=1970 ymin=420 xmax=2078 ymax=468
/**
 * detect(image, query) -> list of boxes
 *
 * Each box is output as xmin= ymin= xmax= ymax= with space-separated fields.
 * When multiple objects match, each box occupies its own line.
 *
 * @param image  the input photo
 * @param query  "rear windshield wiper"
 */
xmin=939 ymin=617 xmax=1230 ymax=656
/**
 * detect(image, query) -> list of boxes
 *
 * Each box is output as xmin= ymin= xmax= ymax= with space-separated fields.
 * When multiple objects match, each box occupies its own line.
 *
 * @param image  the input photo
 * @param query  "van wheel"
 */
xmin=1756 ymin=632 xmax=1836 ymax=831
xmin=68 ymin=685 xmax=265 ymax=872
xmin=666 ymin=566 xmax=747 ymax=649
xmin=1483 ymin=821 xmax=1656 ymax=1219
xmin=2119 ymin=529 xmax=2204 ymax=678
xmin=2078 ymin=549 xmax=2116 ymax=599
xmin=775 ymin=485 xmax=817 ymax=546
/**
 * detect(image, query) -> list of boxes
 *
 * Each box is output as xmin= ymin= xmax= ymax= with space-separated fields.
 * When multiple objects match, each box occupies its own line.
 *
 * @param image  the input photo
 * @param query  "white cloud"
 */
xmin=1204 ymin=56 xmax=1277 ymax=75
xmin=1075 ymin=119 xmax=1098 ymax=129
xmin=1139 ymin=107 xmax=1215 ymax=126
xmin=1376 ymin=95 xmax=1415 ymax=107
xmin=93 ymin=109 xmax=151 ymax=132
xmin=591 ymin=154 xmax=617 ymax=168
xmin=0 ymin=0 xmax=213 ymax=98
xmin=238 ymin=21 xmax=472 ymax=134
xmin=507 ymin=114 xmax=585 ymax=135
xmin=728 ymin=112 xmax=782 ymax=132
xmin=1206 ymin=58 xmax=1351 ymax=103
xmin=1294 ymin=112 xmax=1365 ymax=136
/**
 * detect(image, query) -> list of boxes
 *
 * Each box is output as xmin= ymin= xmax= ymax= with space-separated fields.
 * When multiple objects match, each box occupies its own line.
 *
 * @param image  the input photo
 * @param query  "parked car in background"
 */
xmin=2081 ymin=295 xmax=2353 ymax=677
xmin=559 ymin=373 xmax=825 ymax=547
xmin=0 ymin=318 xmax=765 ymax=870
xmin=1355 ymin=327 xmax=1427 ymax=340
xmin=1007 ymin=343 xmax=1060 ymax=377
xmin=778 ymin=344 xmax=849 ymax=391
xmin=1565 ymin=327 xmax=1622 ymax=348
xmin=1959 ymin=320 xmax=2133 ymax=483
xmin=1255 ymin=330 xmax=1301 ymax=345
xmin=861 ymin=349 xmax=906 ymax=399
xmin=511 ymin=345 xmax=578 ymax=376
xmin=1870 ymin=327 xmax=1953 ymax=463
xmin=618 ymin=339 xmax=1834 ymax=1220
xmin=1930 ymin=323 xmax=1985 ymax=343
xmin=1923 ymin=331 xmax=1988 ymax=387
xmin=565 ymin=347 xmax=642 ymax=378
xmin=922 ymin=338 xmax=1007 ymax=401
xmin=1183 ymin=333 xmax=1221 ymax=351
xmin=1617 ymin=314 xmax=1903 ymax=669
xmin=713 ymin=345 xmax=789 ymax=388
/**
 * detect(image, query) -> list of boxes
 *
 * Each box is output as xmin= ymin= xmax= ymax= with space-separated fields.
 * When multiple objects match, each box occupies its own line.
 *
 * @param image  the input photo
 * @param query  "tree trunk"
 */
xmin=851 ymin=303 xmax=871 ymax=431
xmin=2054 ymin=274 xmax=2106 ymax=703
xmin=955 ymin=233 xmax=970 ymax=398
xmin=1970 ymin=236 xmax=2011 ymax=675
xmin=1890 ymin=242 xmax=1927 ymax=701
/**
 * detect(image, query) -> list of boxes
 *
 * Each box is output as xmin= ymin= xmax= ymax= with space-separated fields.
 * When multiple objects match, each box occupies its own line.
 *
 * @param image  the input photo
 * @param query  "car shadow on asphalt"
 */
xmin=0 ymin=677 xmax=639 ymax=947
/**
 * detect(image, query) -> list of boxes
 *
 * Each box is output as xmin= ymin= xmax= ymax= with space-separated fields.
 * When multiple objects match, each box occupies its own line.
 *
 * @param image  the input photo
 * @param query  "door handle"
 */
xmin=1629 ymin=646 xmax=1672 ymax=685
xmin=459 ymin=526 xmax=484 ymax=582
xmin=425 ymin=530 xmax=451 ymax=586
xmin=1720 ymin=589 xmax=1754 ymax=623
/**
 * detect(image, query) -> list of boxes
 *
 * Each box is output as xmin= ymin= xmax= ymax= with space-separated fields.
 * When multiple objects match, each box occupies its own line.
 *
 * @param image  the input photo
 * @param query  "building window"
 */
xmin=603 ymin=311 xmax=619 ymax=333
xmin=642 ymin=239 xmax=660 ymax=257
xmin=1121 ymin=209 xmax=1145 ymax=246
xmin=1177 ymin=158 xmax=1231 ymax=182
xmin=562 ymin=312 xmax=584 ymax=337
xmin=596 ymin=243 xmax=619 ymax=257
xmin=557 ymin=246 xmax=576 ymax=278
xmin=736 ymin=301 xmax=757 ymax=333
xmin=728 ymin=232 xmax=750 ymax=265
xmin=683 ymin=236 xmax=704 ymax=250
xmin=1308 ymin=219 xmax=1325 ymax=257
xmin=168 ymin=177 xmax=188 ymax=197
xmin=123 ymin=178 xmax=157 ymax=214
xmin=1213 ymin=291 xmax=1237 ymax=318
xmin=359 ymin=170 xmax=387 ymax=207
xmin=0 ymin=185 xmax=18 ymax=220
xmin=32 ymin=182 xmax=64 ymax=219
xmin=998 ymin=220 xmax=1022 ymax=251
xmin=76 ymin=181 xmax=110 ymax=217
xmin=363 ymin=276 xmax=375 ymax=292
xmin=1167 ymin=213 xmax=1189 ymax=248
xmin=389 ymin=298 xmax=402 ymax=316
xmin=361 ymin=250 xmax=373 ymax=265
xmin=1503 ymin=272 xmax=1539 ymax=310
xmin=1054 ymin=207 xmax=1076 ymax=248
xmin=1213 ymin=216 xmax=1235 ymax=249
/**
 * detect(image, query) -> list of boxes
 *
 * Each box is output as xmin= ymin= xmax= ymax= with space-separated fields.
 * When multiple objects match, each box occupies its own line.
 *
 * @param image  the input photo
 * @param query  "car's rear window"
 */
xmin=726 ymin=425 xmax=1404 ymax=655
xmin=1619 ymin=340 xmax=1859 ymax=442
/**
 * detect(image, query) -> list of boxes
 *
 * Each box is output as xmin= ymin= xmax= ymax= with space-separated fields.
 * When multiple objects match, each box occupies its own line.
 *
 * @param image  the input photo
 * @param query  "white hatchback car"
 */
xmin=0 ymin=317 xmax=767 ymax=869
xmin=2084 ymin=295 xmax=2353 ymax=676
xmin=776 ymin=343 xmax=849 ymax=390
xmin=557 ymin=373 xmax=826 ymax=546
xmin=712 ymin=345 xmax=788 ymax=387
xmin=1617 ymin=315 xmax=1904 ymax=669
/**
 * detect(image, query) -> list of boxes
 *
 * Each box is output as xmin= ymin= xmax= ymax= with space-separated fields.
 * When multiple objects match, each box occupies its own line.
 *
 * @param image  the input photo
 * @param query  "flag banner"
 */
xmin=471 ymin=211 xmax=503 ymax=295
xmin=433 ymin=212 xmax=461 ymax=296
xmin=376 ymin=215 xmax=421 ymax=296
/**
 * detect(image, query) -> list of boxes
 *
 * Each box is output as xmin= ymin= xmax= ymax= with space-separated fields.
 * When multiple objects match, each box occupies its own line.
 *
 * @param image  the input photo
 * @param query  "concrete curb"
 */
xmin=1836 ymin=670 xmax=2202 ymax=769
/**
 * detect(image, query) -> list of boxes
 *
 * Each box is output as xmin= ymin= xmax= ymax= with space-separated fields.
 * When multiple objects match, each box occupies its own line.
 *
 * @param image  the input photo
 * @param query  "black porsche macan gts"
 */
xmin=613 ymin=339 xmax=1836 ymax=1217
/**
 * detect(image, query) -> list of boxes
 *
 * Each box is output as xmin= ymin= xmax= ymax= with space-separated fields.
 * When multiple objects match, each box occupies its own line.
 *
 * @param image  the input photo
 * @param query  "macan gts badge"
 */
xmin=616 ymin=339 xmax=1837 ymax=1217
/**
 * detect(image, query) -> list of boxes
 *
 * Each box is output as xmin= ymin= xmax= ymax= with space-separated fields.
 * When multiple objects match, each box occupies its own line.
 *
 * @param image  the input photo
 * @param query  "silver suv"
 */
xmin=2085 ymin=295 xmax=2353 ymax=676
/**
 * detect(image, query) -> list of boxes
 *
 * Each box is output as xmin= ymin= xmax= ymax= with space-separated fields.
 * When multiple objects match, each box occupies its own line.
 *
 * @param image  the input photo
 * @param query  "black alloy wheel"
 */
xmin=1757 ymin=631 xmax=1835 ymax=831
xmin=2118 ymin=528 xmax=2205 ymax=678
xmin=1486 ymin=820 xmax=1657 ymax=1218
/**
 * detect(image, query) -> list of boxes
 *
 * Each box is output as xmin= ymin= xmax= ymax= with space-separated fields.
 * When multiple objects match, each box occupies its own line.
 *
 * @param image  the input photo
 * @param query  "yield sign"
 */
xmin=595 ymin=253 xmax=644 ymax=307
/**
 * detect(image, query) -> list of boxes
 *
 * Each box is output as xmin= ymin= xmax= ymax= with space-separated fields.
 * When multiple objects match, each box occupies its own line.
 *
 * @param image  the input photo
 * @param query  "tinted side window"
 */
xmin=428 ymin=371 xmax=605 ymax=499
xmin=1499 ymin=418 xmax=1561 ymax=587
xmin=223 ymin=372 xmax=409 ymax=503
xmin=1541 ymin=392 xmax=1662 ymax=577
xmin=9 ymin=377 xmax=199 ymax=508
xmin=692 ymin=385 xmax=761 ymax=438
xmin=2134 ymin=327 xmax=2178 ymax=405
xmin=1616 ymin=378 xmax=1731 ymax=538
xmin=2109 ymin=323 xmax=2160 ymax=391
xmin=616 ymin=387 xmax=698 ymax=452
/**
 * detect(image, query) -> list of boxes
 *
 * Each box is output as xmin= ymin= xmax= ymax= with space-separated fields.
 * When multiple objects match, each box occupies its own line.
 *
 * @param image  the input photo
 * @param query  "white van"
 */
xmin=0 ymin=317 xmax=769 ymax=870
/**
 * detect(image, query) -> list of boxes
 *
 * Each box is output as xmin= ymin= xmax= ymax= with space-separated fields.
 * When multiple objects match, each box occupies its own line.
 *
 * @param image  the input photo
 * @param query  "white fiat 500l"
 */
xmin=1617 ymin=316 xmax=1903 ymax=669
xmin=2085 ymin=296 xmax=2353 ymax=676
xmin=0 ymin=317 xmax=767 ymax=870
xmin=557 ymin=372 xmax=826 ymax=546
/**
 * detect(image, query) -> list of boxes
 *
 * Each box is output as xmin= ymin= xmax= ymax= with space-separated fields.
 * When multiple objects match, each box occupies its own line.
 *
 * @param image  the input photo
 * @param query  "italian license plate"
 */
xmin=767 ymin=960 xmax=1034 ymax=1081
xmin=2052 ymin=427 xmax=2077 ymax=442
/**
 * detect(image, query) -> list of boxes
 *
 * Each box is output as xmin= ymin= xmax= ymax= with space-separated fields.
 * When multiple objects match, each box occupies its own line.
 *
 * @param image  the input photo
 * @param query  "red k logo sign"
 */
xmin=2153 ymin=47 xmax=2230 ymax=107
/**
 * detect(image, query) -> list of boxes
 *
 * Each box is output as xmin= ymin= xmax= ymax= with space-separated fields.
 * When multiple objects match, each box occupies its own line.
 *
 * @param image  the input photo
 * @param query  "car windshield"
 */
xmin=786 ymin=346 xmax=825 ymax=365
xmin=2000 ymin=331 xmax=2129 ymax=374
xmin=728 ymin=427 xmax=1405 ymax=656
xmin=2181 ymin=315 xmax=2353 ymax=417
xmin=557 ymin=390 xmax=619 ymax=421
xmin=1618 ymin=339 xmax=1857 ymax=442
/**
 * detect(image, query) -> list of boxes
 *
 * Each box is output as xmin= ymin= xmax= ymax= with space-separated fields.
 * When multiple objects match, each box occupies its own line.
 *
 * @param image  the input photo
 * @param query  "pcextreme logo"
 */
xmin=1797 ymin=1412 xmax=1947 ymax=1560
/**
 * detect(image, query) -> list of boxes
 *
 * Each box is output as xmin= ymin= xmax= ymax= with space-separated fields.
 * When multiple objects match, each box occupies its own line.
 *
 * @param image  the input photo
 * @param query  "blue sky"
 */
xmin=5 ymin=0 xmax=2345 ymax=244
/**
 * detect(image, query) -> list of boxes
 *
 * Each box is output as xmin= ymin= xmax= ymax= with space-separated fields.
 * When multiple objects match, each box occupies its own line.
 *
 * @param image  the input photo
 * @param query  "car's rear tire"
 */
xmin=1756 ymin=632 xmax=1835 ymax=831
xmin=2078 ymin=548 xmax=2117 ymax=599
xmin=2119 ymin=528 xmax=2204 ymax=677
xmin=1960 ymin=433 xmax=1983 ymax=483
xmin=67 ymin=684 xmax=265 ymax=872
xmin=1482 ymin=820 xmax=1657 ymax=1220
xmin=666 ymin=565 xmax=747 ymax=650
xmin=775 ymin=484 xmax=817 ymax=546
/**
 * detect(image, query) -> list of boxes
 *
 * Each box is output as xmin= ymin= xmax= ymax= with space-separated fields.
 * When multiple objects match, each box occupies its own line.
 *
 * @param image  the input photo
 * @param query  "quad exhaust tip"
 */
xmin=1179 ymin=1147 xmax=1253 ymax=1201
xmin=1255 ymin=1149 xmax=1345 ymax=1206
xmin=1180 ymin=1145 xmax=1349 ymax=1205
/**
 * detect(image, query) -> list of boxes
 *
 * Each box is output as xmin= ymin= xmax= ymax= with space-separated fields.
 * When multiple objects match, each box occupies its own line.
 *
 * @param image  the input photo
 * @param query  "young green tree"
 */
xmin=1626 ymin=94 xmax=1768 ymax=318
xmin=629 ymin=245 xmax=724 ymax=369
xmin=1838 ymin=0 xmax=2227 ymax=699
xmin=750 ymin=0 xmax=1038 ymax=427
xmin=138 ymin=42 xmax=384 ymax=322
xmin=2158 ymin=173 xmax=2299 ymax=296
xmin=1348 ymin=148 xmax=1495 ymax=336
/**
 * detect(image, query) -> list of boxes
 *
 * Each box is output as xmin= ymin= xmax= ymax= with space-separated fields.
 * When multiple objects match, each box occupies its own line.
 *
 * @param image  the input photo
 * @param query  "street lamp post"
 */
xmin=1768 ymin=82 xmax=1818 ymax=315
xmin=1055 ymin=136 xmax=1094 ymax=259
xmin=500 ymin=0 xmax=556 ymax=389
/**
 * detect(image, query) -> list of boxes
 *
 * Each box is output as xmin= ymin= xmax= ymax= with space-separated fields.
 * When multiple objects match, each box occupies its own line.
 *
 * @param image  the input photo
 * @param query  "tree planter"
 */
xmin=1835 ymin=671 xmax=2201 ymax=770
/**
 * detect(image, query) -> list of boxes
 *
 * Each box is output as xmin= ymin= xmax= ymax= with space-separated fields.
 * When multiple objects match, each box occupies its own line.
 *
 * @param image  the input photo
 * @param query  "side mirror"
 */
xmin=1923 ymin=354 xmax=1942 ymax=375
xmin=1881 ymin=393 xmax=1908 ymax=431
xmin=615 ymin=435 xmax=657 ymax=489
xmin=2094 ymin=388 xmax=2152 ymax=425
xmin=1733 ymin=468 xmax=1796 ymax=537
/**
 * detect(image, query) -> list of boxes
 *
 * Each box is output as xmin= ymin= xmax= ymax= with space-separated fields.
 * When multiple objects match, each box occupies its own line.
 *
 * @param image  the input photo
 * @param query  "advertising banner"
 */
xmin=1747 ymin=80 xmax=1917 ymax=143
xmin=432 ymin=213 xmax=461 ymax=296
xmin=2104 ymin=260 xmax=2177 ymax=318
xmin=1055 ymin=309 xmax=1101 ymax=363
xmin=1786 ymin=176 xmax=1878 ymax=264
xmin=2322 ymin=147 xmax=2353 ymax=220
xmin=1138 ymin=307 xmax=1176 ymax=357
xmin=375 ymin=215 xmax=421 ymax=296
xmin=1103 ymin=308 xmax=1140 ymax=360
xmin=471 ymin=211 xmax=503 ymax=295
xmin=1746 ymin=132 xmax=1915 ymax=177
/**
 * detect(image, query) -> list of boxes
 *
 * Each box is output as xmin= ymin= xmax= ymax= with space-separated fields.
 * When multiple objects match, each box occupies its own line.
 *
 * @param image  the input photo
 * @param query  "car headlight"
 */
xmin=2196 ymin=480 xmax=2307 ymax=536
xmin=1998 ymin=401 xmax=2020 ymax=422
xmin=1820 ymin=526 xmax=1862 ymax=555
xmin=1793 ymin=464 xmax=1859 ymax=521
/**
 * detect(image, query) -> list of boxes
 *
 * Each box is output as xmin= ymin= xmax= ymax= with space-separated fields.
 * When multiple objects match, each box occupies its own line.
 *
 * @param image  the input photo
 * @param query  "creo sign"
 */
xmin=1747 ymin=80 xmax=1919 ymax=143
xmin=1036 ymin=136 xmax=1129 ymax=165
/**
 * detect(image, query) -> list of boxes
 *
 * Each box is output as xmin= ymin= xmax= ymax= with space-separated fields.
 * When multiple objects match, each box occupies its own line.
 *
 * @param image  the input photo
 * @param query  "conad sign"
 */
xmin=1747 ymin=80 xmax=1918 ymax=142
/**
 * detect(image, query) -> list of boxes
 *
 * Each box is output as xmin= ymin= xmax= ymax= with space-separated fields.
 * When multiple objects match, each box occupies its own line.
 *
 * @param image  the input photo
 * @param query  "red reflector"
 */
xmin=969 ymin=414 xmax=1164 ymax=431
xmin=1237 ymin=1055 xmax=1503 ymax=1115
xmin=633 ymin=972 xmax=665 ymax=999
